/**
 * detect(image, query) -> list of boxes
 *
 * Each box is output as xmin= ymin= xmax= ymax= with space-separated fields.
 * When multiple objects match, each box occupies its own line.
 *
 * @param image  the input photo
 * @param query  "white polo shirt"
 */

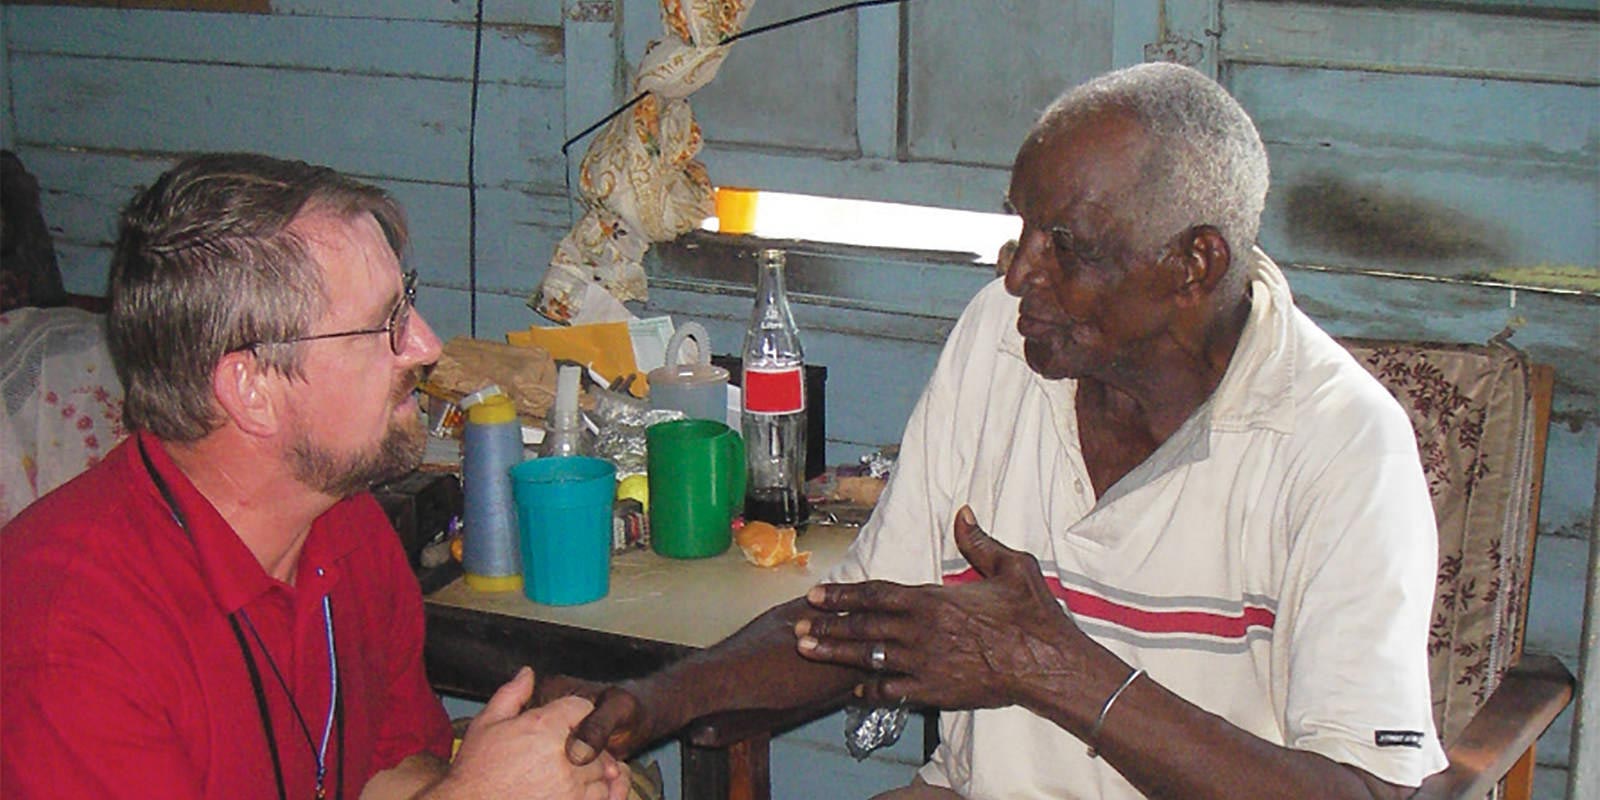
xmin=831 ymin=250 xmax=1448 ymax=798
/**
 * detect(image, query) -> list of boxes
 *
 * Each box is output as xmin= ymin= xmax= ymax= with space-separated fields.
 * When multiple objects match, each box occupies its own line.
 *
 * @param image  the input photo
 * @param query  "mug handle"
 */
xmin=726 ymin=429 xmax=746 ymax=509
xmin=665 ymin=321 xmax=712 ymax=367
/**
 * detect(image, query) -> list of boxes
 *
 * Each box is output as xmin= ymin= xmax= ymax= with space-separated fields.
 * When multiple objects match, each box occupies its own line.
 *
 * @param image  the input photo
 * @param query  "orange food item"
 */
xmin=734 ymin=520 xmax=811 ymax=568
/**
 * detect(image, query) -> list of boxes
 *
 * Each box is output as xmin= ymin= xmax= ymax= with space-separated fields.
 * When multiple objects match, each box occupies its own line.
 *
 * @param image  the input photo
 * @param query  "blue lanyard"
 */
xmin=237 ymin=599 xmax=340 ymax=799
xmin=140 ymin=437 xmax=345 ymax=799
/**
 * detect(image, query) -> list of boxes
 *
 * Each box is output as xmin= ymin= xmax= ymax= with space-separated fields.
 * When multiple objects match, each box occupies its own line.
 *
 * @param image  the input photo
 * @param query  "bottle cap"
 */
xmin=466 ymin=393 xmax=516 ymax=425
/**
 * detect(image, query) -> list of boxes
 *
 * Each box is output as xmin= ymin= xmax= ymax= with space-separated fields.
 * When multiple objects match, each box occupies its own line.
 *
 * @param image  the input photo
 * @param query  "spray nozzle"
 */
xmin=552 ymin=365 xmax=582 ymax=429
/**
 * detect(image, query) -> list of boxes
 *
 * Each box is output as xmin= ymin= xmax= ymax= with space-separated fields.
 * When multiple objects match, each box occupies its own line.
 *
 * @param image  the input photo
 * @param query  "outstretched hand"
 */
xmin=793 ymin=505 xmax=1087 ymax=709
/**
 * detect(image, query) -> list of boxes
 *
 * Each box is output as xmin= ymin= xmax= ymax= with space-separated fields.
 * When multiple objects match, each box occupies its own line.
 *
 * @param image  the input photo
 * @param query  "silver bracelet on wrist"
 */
xmin=1086 ymin=666 xmax=1145 ymax=760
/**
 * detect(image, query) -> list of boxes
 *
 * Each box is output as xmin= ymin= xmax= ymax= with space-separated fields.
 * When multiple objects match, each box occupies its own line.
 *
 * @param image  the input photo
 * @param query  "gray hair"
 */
xmin=1038 ymin=62 xmax=1269 ymax=265
xmin=108 ymin=152 xmax=408 ymax=442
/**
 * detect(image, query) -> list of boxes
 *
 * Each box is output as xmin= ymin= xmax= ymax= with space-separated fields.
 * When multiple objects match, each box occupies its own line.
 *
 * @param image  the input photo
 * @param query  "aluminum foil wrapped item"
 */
xmin=860 ymin=445 xmax=899 ymax=480
xmin=588 ymin=381 xmax=650 ymax=425
xmin=589 ymin=381 xmax=686 ymax=479
xmin=843 ymin=705 xmax=908 ymax=761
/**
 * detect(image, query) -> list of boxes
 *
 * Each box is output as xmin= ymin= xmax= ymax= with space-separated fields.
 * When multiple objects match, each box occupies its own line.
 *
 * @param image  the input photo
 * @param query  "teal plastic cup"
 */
xmin=510 ymin=456 xmax=615 ymax=606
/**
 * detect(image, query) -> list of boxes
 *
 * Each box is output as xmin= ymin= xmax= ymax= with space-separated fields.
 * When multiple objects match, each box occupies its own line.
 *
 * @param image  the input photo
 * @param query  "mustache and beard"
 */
xmin=289 ymin=367 xmax=428 ymax=498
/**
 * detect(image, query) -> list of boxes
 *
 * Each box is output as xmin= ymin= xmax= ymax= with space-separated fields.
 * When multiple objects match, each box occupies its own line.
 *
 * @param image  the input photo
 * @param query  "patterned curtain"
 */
xmin=533 ymin=0 xmax=756 ymax=324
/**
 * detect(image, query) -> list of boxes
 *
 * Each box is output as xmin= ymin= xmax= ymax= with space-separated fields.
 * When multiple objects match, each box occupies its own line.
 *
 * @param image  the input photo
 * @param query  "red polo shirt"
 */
xmin=2 ymin=431 xmax=452 ymax=798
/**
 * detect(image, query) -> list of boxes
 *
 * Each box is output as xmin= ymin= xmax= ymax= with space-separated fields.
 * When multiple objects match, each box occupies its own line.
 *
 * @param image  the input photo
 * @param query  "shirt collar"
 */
xmin=132 ymin=431 xmax=362 ymax=613
xmin=1201 ymin=246 xmax=1299 ymax=434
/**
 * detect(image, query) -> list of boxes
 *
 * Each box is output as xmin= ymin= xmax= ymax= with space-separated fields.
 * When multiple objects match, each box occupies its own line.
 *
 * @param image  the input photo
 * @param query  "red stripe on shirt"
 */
xmin=944 ymin=568 xmax=1275 ymax=640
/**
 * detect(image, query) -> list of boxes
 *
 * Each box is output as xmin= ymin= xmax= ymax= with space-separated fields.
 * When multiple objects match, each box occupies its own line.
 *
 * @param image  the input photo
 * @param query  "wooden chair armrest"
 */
xmin=1411 ymin=653 xmax=1574 ymax=800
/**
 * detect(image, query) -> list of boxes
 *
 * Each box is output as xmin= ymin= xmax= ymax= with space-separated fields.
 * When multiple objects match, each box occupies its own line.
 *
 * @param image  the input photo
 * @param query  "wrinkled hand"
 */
xmin=443 ymin=667 xmax=630 ymax=800
xmin=794 ymin=506 xmax=1086 ymax=709
xmin=535 ymin=674 xmax=658 ymax=768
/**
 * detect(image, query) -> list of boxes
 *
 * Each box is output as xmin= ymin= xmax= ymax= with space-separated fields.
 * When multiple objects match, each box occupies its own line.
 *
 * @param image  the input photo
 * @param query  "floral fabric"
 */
xmin=1344 ymin=340 xmax=1541 ymax=746
xmin=534 ymin=0 xmax=755 ymax=323
xmin=1 ymin=307 xmax=127 ymax=527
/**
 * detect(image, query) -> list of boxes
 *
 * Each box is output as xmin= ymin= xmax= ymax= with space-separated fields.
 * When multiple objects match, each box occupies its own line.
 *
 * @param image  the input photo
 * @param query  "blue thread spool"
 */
xmin=461 ymin=391 xmax=524 ymax=592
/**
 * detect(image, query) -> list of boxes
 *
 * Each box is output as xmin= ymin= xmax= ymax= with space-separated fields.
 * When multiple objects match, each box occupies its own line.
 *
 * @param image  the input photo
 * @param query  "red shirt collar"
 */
xmin=131 ymin=430 xmax=363 ymax=614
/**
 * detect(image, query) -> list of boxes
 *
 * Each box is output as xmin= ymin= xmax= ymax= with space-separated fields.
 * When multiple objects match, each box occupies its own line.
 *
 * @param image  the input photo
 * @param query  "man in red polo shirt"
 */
xmin=1 ymin=153 xmax=628 ymax=800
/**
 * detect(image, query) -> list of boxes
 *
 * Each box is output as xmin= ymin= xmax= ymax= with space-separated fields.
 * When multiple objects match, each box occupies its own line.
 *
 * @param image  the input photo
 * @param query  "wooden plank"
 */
xmin=560 ymin=0 xmax=619 ymax=207
xmin=474 ymin=79 xmax=571 ymax=193
xmin=459 ymin=188 xmax=572 ymax=295
xmin=1410 ymin=654 xmax=1574 ymax=800
xmin=1258 ymin=146 xmax=1598 ymax=282
xmin=53 ymin=241 xmax=113 ymax=298
xmin=648 ymin=235 xmax=993 ymax=323
xmin=691 ymin=0 xmax=861 ymax=156
xmin=1569 ymin=464 xmax=1600 ymax=796
xmin=16 ymin=147 xmax=172 ymax=248
xmin=1112 ymin=0 xmax=1163 ymax=69
xmin=342 ymin=180 xmax=567 ymax=298
xmin=904 ymin=1 xmax=1114 ymax=167
xmin=727 ymin=736 xmax=772 ymax=800
xmin=270 ymin=0 xmax=562 ymax=26
xmin=18 ymin=146 xmax=571 ymax=303
xmin=5 ymin=1 xmax=269 ymax=12
xmin=1230 ymin=62 xmax=1596 ymax=165
xmin=9 ymin=54 xmax=470 ymax=181
xmin=5 ymin=6 xmax=562 ymax=85
xmin=853 ymin=0 xmax=897 ymax=161
xmin=1221 ymin=1 xmax=1600 ymax=86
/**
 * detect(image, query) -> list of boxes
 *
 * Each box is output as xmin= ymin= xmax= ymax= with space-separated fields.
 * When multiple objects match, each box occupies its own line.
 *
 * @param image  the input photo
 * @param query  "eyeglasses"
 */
xmin=244 ymin=270 xmax=417 ymax=356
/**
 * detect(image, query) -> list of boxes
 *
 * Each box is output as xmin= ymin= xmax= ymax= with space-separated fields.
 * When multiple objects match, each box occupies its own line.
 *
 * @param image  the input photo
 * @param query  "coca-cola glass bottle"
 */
xmin=741 ymin=248 xmax=809 ymax=526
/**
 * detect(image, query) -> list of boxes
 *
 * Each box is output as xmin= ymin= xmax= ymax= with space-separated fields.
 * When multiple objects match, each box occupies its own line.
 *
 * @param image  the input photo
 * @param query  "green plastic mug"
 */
xmin=646 ymin=419 xmax=745 ymax=558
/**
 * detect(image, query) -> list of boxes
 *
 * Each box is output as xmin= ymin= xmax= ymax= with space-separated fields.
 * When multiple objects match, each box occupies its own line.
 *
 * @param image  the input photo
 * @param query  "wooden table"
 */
xmin=422 ymin=524 xmax=861 ymax=800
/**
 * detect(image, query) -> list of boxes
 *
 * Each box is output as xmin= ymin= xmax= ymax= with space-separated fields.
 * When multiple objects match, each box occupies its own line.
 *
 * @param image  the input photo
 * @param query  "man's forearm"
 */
xmin=1019 ymin=643 xmax=1409 ymax=800
xmin=627 ymin=597 xmax=864 ymax=740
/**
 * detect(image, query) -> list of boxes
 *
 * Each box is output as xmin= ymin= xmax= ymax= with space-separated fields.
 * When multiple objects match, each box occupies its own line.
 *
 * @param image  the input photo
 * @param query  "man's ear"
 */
xmin=212 ymin=351 xmax=281 ymax=437
xmin=1169 ymin=225 xmax=1231 ymax=306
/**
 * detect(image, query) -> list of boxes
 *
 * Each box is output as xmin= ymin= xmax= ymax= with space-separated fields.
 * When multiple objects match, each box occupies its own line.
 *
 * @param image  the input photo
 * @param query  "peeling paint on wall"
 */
xmin=1285 ymin=174 xmax=1507 ymax=264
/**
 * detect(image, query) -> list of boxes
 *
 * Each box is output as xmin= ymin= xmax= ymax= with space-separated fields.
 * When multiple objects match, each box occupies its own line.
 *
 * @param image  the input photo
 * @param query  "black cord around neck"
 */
xmin=137 ymin=437 xmax=345 ymax=800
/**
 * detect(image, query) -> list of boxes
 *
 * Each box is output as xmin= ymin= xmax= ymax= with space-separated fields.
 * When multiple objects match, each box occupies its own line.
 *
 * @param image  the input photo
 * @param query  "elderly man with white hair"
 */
xmin=545 ymin=62 xmax=1448 ymax=800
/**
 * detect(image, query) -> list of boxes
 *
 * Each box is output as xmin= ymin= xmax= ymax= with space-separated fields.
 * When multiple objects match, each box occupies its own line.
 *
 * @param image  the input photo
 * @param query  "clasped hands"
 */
xmin=545 ymin=505 xmax=1087 ymax=766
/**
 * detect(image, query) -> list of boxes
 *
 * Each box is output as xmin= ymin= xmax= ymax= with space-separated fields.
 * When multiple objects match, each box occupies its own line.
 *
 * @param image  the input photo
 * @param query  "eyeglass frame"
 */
xmin=239 ymin=269 xmax=417 ymax=356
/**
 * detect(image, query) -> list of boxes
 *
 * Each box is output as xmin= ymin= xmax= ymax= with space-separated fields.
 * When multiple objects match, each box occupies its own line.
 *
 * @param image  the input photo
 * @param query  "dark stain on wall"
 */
xmin=1284 ymin=174 xmax=1507 ymax=265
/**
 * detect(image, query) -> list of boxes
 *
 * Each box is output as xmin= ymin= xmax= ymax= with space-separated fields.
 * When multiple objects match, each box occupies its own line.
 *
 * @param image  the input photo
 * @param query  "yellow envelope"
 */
xmin=507 ymin=322 xmax=647 ymax=398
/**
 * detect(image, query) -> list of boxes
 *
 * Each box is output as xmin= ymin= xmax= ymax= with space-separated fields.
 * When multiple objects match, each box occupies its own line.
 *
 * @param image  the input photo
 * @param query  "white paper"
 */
xmin=629 ymin=316 xmax=676 ymax=373
xmin=568 ymin=282 xmax=637 ymax=325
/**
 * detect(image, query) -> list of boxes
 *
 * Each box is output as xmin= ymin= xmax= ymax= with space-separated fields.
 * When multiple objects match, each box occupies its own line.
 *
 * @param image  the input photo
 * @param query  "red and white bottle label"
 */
xmin=743 ymin=366 xmax=805 ymax=414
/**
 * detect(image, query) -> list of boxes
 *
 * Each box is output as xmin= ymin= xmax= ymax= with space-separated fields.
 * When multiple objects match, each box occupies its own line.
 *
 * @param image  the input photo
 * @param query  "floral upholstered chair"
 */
xmin=1344 ymin=339 xmax=1572 ymax=800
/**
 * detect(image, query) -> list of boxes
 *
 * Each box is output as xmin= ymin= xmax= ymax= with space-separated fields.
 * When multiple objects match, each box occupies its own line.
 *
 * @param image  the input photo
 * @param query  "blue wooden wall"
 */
xmin=3 ymin=2 xmax=1595 ymax=797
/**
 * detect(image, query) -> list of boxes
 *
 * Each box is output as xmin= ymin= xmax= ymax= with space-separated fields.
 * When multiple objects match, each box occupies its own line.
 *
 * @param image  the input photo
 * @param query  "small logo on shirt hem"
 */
xmin=1375 ymin=730 xmax=1425 ymax=748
